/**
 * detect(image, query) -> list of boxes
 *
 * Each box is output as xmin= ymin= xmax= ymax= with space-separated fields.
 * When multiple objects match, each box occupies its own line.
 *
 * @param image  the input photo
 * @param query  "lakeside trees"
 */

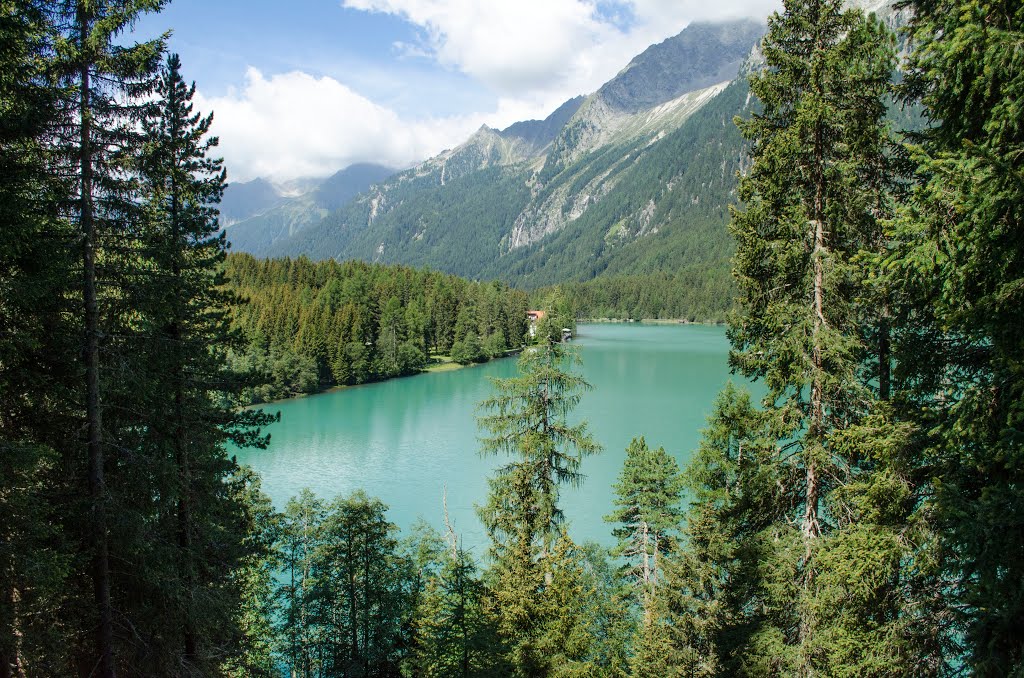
xmin=222 ymin=254 xmax=530 ymax=401
xmin=477 ymin=341 xmax=601 ymax=674
xmin=605 ymin=437 xmax=683 ymax=624
xmin=0 ymin=2 xmax=274 ymax=669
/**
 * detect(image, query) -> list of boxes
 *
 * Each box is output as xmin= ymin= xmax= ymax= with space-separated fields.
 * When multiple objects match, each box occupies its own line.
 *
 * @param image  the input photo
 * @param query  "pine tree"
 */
xmin=477 ymin=341 xmax=600 ymax=675
xmin=0 ymin=2 xmax=77 ymax=672
xmin=51 ymin=2 xmax=166 ymax=672
xmin=890 ymin=0 xmax=1024 ymax=670
xmin=221 ymin=467 xmax=280 ymax=678
xmin=133 ymin=52 xmax=275 ymax=672
xmin=312 ymin=491 xmax=406 ymax=676
xmin=604 ymin=437 xmax=683 ymax=622
xmin=710 ymin=0 xmax=908 ymax=671
xmin=412 ymin=548 xmax=506 ymax=677
xmin=275 ymin=490 xmax=326 ymax=677
xmin=652 ymin=384 xmax=787 ymax=677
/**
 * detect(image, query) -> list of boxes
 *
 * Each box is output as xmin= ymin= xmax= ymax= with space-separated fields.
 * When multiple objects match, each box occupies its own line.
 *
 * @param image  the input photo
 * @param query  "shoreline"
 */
xmin=243 ymin=322 xmax=720 ymax=409
xmin=579 ymin=317 xmax=726 ymax=326
xmin=243 ymin=349 xmax=521 ymax=409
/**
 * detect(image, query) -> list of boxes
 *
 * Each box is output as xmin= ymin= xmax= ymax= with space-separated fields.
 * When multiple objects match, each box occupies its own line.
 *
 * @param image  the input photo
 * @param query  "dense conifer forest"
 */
xmin=221 ymin=254 xmax=530 ymax=403
xmin=2 ymin=0 xmax=1022 ymax=676
xmin=530 ymin=267 xmax=736 ymax=322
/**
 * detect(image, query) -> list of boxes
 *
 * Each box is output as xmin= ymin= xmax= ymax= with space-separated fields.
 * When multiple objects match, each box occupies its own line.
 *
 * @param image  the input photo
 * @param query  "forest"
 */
xmin=1 ymin=0 xmax=1022 ymax=676
xmin=530 ymin=266 xmax=735 ymax=323
xmin=221 ymin=254 xmax=530 ymax=403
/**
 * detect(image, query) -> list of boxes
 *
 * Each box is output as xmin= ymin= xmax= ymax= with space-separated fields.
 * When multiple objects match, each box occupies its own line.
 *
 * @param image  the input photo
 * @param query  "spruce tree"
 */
xmin=312 ymin=491 xmax=405 ymax=676
xmin=477 ymin=341 xmax=600 ymax=675
xmin=412 ymin=548 xmax=505 ymax=677
xmin=891 ymin=0 xmax=1024 ymax=670
xmin=275 ymin=490 xmax=326 ymax=677
xmin=652 ymin=384 xmax=786 ymax=677
xmin=604 ymin=437 xmax=683 ymax=622
xmin=703 ymin=0 xmax=911 ymax=671
xmin=0 ymin=2 xmax=77 ymax=672
xmin=134 ymin=52 xmax=276 ymax=672
xmin=52 ymin=2 xmax=165 ymax=672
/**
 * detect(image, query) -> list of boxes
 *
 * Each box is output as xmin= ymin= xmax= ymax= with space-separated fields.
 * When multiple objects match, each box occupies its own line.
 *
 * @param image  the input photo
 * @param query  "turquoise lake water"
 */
xmin=233 ymin=323 xmax=747 ymax=553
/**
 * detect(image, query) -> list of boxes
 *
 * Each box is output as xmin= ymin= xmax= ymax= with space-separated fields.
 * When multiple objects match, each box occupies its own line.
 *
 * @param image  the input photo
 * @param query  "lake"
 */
xmin=233 ymin=323 xmax=746 ymax=553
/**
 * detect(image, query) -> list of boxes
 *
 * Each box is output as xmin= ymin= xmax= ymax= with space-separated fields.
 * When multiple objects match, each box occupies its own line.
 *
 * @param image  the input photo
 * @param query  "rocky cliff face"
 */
xmin=598 ymin=19 xmax=767 ymax=114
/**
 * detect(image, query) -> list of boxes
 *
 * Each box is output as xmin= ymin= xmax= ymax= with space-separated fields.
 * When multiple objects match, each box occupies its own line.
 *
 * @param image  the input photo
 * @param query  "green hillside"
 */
xmin=266 ymin=21 xmax=764 ymax=300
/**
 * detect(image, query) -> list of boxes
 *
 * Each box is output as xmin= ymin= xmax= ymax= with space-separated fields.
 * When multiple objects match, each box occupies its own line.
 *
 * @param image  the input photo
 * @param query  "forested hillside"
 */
xmin=223 ymin=254 xmax=529 ymax=402
xmin=262 ymin=20 xmax=765 ymax=294
xmin=530 ymin=266 xmax=735 ymax=322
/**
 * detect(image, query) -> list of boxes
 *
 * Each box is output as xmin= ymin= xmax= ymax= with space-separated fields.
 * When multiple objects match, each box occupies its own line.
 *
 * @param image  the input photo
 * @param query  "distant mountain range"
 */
xmin=222 ymin=163 xmax=395 ymax=254
xmin=219 ymin=177 xmax=283 ymax=226
xmin=223 ymin=5 xmax=908 ymax=289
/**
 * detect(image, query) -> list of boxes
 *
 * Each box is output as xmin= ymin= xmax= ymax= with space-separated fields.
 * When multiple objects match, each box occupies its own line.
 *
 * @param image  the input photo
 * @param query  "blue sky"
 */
xmin=132 ymin=0 xmax=778 ymax=182
xmin=133 ymin=0 xmax=492 ymax=117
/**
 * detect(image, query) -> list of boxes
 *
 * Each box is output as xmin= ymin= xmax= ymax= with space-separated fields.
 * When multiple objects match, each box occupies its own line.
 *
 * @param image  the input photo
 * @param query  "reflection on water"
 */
xmin=234 ymin=323 xmax=748 ymax=551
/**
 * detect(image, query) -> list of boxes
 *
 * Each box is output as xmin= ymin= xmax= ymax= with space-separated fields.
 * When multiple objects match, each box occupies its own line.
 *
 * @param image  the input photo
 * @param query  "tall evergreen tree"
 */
xmin=691 ymin=0 xmax=915 ymax=671
xmin=891 ymin=0 xmax=1024 ymax=670
xmin=52 ymin=2 xmax=165 ymax=672
xmin=649 ymin=384 xmax=786 ymax=677
xmin=477 ymin=341 xmax=600 ymax=675
xmin=133 ymin=52 xmax=275 ymax=673
xmin=604 ymin=437 xmax=683 ymax=622
xmin=275 ymin=490 xmax=326 ymax=677
xmin=0 ymin=2 xmax=77 ymax=673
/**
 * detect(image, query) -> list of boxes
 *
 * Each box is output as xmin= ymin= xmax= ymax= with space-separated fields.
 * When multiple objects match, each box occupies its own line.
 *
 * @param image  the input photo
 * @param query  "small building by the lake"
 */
xmin=526 ymin=310 xmax=546 ymax=338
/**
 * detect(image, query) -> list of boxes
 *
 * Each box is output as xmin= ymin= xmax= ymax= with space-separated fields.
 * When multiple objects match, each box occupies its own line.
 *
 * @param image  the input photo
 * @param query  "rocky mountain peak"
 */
xmin=597 ymin=19 xmax=766 ymax=114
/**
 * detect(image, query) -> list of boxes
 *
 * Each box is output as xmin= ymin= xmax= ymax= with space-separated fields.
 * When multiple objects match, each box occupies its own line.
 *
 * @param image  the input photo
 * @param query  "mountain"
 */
xmin=225 ymin=163 xmax=395 ymax=255
xmin=596 ymin=20 xmax=766 ymax=114
xmin=315 ymin=163 xmax=398 ymax=211
xmin=266 ymin=19 xmax=766 ymax=288
xmin=497 ymin=96 xmax=586 ymax=154
xmin=219 ymin=177 xmax=284 ymax=226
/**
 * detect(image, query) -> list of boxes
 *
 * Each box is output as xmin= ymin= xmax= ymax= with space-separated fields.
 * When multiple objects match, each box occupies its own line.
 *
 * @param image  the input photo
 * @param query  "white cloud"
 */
xmin=344 ymin=0 xmax=613 ymax=96
xmin=201 ymin=0 xmax=783 ymax=181
xmin=197 ymin=68 xmax=483 ymax=181
xmin=628 ymin=0 xmax=781 ymax=26
xmin=342 ymin=0 xmax=780 ymax=102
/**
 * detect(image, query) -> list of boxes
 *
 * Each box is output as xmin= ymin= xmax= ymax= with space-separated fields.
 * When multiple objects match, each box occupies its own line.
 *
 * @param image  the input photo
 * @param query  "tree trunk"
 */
xmin=800 ymin=22 xmax=827 ymax=666
xmin=806 ymin=168 xmax=825 ymax=546
xmin=2 ymin=585 xmax=25 ymax=678
xmin=878 ymin=306 xmax=891 ymax=402
xmin=78 ymin=7 xmax=115 ymax=675
xmin=166 ymin=93 xmax=198 ymax=663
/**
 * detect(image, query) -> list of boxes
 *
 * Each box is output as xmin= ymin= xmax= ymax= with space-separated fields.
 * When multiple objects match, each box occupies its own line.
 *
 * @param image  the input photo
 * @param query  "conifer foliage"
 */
xmin=222 ymin=253 xmax=530 ymax=402
xmin=0 ymin=4 xmax=273 ymax=673
xmin=477 ymin=341 xmax=601 ymax=675
xmin=893 ymin=0 xmax=1024 ymax=671
xmin=605 ymin=437 xmax=683 ymax=616
xmin=690 ymin=0 xmax=922 ymax=672
xmin=0 ymin=1 xmax=77 ymax=673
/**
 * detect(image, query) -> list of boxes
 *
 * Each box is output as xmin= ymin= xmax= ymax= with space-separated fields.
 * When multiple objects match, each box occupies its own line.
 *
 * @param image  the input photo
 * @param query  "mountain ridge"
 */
xmin=225 ymin=162 xmax=394 ymax=254
xmin=249 ymin=16 xmax=767 ymax=287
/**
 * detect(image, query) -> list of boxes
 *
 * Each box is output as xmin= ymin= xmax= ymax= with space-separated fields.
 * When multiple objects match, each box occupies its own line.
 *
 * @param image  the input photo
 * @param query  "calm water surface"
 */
xmin=234 ymin=323 xmax=746 ymax=552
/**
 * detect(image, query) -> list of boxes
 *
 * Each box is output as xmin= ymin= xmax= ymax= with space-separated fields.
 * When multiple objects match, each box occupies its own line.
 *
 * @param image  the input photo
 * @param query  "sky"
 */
xmin=131 ymin=0 xmax=780 ymax=183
